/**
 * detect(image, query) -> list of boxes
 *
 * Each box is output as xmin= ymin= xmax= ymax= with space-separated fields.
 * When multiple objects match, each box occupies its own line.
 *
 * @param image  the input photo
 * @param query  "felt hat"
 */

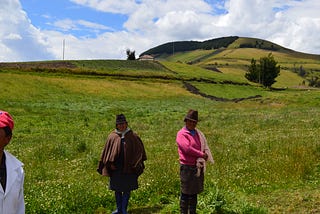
xmin=0 ymin=110 xmax=14 ymax=131
xmin=116 ymin=114 xmax=127 ymax=124
xmin=184 ymin=109 xmax=198 ymax=122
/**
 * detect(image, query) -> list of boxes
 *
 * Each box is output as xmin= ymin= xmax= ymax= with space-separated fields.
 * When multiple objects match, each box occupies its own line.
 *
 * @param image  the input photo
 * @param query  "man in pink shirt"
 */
xmin=176 ymin=109 xmax=213 ymax=214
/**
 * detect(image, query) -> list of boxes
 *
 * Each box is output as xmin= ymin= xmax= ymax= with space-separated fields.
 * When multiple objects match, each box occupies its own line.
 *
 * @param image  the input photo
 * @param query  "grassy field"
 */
xmin=157 ymin=46 xmax=320 ymax=89
xmin=1 ymin=56 xmax=320 ymax=214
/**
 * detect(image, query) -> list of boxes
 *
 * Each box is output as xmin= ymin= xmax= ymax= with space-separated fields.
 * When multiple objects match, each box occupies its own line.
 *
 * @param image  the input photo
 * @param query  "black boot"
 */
xmin=180 ymin=198 xmax=188 ymax=214
xmin=189 ymin=194 xmax=197 ymax=214
xmin=122 ymin=192 xmax=130 ymax=214
xmin=180 ymin=193 xmax=189 ymax=214
xmin=112 ymin=192 xmax=122 ymax=214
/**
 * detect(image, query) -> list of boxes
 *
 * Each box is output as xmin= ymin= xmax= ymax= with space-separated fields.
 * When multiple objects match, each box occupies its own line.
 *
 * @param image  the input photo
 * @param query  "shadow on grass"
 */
xmin=129 ymin=205 xmax=163 ymax=214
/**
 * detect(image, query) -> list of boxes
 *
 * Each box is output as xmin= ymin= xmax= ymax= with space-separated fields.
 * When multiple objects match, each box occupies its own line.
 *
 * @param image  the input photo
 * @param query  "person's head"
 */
xmin=184 ymin=109 xmax=198 ymax=130
xmin=0 ymin=110 xmax=14 ymax=149
xmin=116 ymin=114 xmax=128 ymax=131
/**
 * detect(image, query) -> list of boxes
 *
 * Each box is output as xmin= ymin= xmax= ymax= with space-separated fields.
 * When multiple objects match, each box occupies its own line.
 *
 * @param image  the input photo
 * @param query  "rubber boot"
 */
xmin=180 ymin=199 xmax=188 ymax=214
xmin=121 ymin=191 xmax=130 ymax=214
xmin=112 ymin=191 xmax=122 ymax=214
xmin=180 ymin=193 xmax=189 ymax=214
xmin=189 ymin=195 xmax=198 ymax=214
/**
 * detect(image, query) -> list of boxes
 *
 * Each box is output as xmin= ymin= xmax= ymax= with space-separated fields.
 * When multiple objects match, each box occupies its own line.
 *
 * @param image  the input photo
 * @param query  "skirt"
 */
xmin=109 ymin=170 xmax=138 ymax=192
xmin=180 ymin=164 xmax=204 ymax=195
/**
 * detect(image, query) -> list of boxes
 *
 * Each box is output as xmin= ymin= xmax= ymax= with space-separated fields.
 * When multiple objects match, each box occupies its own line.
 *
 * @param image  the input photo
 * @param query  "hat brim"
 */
xmin=116 ymin=121 xmax=127 ymax=125
xmin=184 ymin=117 xmax=198 ymax=122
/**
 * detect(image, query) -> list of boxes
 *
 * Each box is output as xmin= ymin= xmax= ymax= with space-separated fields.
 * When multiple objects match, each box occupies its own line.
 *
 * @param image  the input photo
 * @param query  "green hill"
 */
xmin=140 ymin=36 xmax=320 ymax=89
xmin=140 ymin=36 xmax=320 ymax=61
xmin=139 ymin=36 xmax=239 ymax=57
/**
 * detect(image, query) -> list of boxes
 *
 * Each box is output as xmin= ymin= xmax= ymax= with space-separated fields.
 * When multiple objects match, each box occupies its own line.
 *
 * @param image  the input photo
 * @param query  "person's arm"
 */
xmin=17 ymin=168 xmax=25 ymax=214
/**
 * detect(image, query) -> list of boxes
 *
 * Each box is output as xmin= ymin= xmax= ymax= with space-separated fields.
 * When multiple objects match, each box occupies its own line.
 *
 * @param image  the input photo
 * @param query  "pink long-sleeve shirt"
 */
xmin=176 ymin=127 xmax=205 ymax=166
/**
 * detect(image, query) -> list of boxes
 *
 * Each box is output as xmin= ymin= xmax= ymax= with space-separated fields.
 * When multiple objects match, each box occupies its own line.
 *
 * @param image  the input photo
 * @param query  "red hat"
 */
xmin=0 ymin=110 xmax=14 ymax=131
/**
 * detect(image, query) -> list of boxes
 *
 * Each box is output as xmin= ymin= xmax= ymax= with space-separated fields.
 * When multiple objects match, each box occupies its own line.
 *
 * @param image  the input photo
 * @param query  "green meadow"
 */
xmin=0 ymin=58 xmax=320 ymax=214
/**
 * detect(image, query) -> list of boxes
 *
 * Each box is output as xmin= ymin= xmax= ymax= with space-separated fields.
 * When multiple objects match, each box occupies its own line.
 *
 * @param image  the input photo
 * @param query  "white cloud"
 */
xmin=51 ymin=19 xmax=113 ymax=32
xmin=77 ymin=20 xmax=113 ymax=31
xmin=44 ymin=30 xmax=151 ymax=60
xmin=0 ymin=0 xmax=319 ymax=62
xmin=70 ymin=0 xmax=139 ymax=14
xmin=0 ymin=0 xmax=54 ymax=61
xmin=4 ymin=33 xmax=22 ymax=40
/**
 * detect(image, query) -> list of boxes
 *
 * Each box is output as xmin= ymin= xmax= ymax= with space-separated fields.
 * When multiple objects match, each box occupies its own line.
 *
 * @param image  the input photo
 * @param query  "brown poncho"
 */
xmin=97 ymin=129 xmax=147 ymax=177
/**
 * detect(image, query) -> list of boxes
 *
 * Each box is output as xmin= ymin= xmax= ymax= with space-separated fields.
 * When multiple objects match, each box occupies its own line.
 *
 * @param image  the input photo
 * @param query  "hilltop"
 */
xmin=140 ymin=36 xmax=320 ymax=61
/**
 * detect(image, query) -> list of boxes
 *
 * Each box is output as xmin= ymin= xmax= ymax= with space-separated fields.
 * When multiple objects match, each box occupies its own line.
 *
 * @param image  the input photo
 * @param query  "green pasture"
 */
xmin=72 ymin=60 xmax=172 ymax=74
xmin=1 ymin=68 xmax=319 ymax=213
xmin=162 ymin=49 xmax=214 ymax=63
xmin=1 ymin=60 xmax=176 ymax=79
xmin=175 ymin=48 xmax=320 ymax=71
xmin=200 ymin=48 xmax=320 ymax=65
xmin=273 ymin=70 xmax=305 ymax=88
xmin=160 ymin=61 xmax=245 ymax=83
xmin=154 ymin=47 xmax=320 ymax=91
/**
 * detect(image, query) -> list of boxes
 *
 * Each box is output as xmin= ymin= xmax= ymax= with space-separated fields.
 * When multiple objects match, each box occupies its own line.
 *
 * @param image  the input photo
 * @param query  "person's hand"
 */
xmin=203 ymin=152 xmax=208 ymax=161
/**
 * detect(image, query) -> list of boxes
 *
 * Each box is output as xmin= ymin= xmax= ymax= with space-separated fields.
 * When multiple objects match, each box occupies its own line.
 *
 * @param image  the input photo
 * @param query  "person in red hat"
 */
xmin=176 ymin=109 xmax=214 ymax=214
xmin=0 ymin=110 xmax=25 ymax=214
xmin=97 ymin=114 xmax=147 ymax=214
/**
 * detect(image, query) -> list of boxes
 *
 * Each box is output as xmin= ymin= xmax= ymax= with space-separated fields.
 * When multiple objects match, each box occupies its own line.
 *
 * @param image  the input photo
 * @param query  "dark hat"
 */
xmin=184 ymin=109 xmax=198 ymax=122
xmin=116 ymin=114 xmax=127 ymax=124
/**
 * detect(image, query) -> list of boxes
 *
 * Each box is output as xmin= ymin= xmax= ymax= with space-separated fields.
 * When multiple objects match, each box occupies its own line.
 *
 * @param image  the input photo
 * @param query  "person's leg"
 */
xmin=188 ymin=194 xmax=198 ymax=214
xmin=122 ymin=191 xmax=130 ymax=214
xmin=180 ymin=192 xmax=189 ymax=214
xmin=112 ymin=191 xmax=122 ymax=214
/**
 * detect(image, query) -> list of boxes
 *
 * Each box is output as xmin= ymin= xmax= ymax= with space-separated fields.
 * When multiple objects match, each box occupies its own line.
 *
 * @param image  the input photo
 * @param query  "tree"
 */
xmin=245 ymin=53 xmax=280 ymax=88
xmin=126 ymin=49 xmax=136 ymax=60
xmin=245 ymin=58 xmax=258 ymax=82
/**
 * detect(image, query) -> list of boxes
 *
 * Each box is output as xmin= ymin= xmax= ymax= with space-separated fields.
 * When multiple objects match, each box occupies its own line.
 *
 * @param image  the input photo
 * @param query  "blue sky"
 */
xmin=1 ymin=0 xmax=319 ymax=62
xmin=20 ymin=0 xmax=127 ymax=36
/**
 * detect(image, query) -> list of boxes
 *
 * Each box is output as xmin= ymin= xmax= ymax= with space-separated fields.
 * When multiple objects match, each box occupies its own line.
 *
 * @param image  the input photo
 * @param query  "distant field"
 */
xmin=161 ymin=49 xmax=214 ymax=63
xmin=0 ymin=60 xmax=176 ymax=79
xmin=160 ymin=61 xmax=246 ymax=84
xmin=273 ymin=70 xmax=305 ymax=88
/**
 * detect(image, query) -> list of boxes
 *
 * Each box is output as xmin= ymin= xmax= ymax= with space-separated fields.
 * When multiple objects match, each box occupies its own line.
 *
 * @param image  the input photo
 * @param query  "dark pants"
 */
xmin=112 ymin=191 xmax=130 ymax=214
xmin=180 ymin=193 xmax=198 ymax=214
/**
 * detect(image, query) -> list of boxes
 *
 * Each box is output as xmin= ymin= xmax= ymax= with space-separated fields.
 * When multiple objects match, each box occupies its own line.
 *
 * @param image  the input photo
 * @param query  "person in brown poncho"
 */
xmin=97 ymin=114 xmax=147 ymax=214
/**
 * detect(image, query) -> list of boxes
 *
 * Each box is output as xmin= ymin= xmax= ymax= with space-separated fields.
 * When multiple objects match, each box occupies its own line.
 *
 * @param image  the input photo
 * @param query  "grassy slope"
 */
xmin=1 ymin=40 xmax=320 ymax=213
xmin=153 ymin=37 xmax=320 ymax=89
xmin=1 ymin=59 xmax=320 ymax=213
xmin=162 ymin=48 xmax=318 ymax=88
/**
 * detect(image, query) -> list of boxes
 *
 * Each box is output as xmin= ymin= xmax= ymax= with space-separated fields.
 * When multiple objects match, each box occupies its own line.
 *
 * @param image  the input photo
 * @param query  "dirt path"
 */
xmin=183 ymin=81 xmax=262 ymax=102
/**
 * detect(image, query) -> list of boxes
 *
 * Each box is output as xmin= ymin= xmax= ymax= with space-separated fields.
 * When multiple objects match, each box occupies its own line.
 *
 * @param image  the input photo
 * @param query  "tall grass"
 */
xmin=1 ymin=70 xmax=319 ymax=213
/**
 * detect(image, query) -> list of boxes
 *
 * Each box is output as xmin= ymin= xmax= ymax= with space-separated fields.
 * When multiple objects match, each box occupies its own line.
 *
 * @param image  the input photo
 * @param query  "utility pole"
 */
xmin=62 ymin=39 xmax=65 ymax=60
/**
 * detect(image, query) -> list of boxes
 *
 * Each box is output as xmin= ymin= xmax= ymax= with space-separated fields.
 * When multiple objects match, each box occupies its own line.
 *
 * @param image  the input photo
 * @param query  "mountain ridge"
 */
xmin=140 ymin=36 xmax=320 ymax=60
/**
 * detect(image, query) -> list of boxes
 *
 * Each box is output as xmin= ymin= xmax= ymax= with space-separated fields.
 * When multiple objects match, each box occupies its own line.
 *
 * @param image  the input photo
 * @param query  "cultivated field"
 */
xmin=0 ymin=59 xmax=319 ymax=213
